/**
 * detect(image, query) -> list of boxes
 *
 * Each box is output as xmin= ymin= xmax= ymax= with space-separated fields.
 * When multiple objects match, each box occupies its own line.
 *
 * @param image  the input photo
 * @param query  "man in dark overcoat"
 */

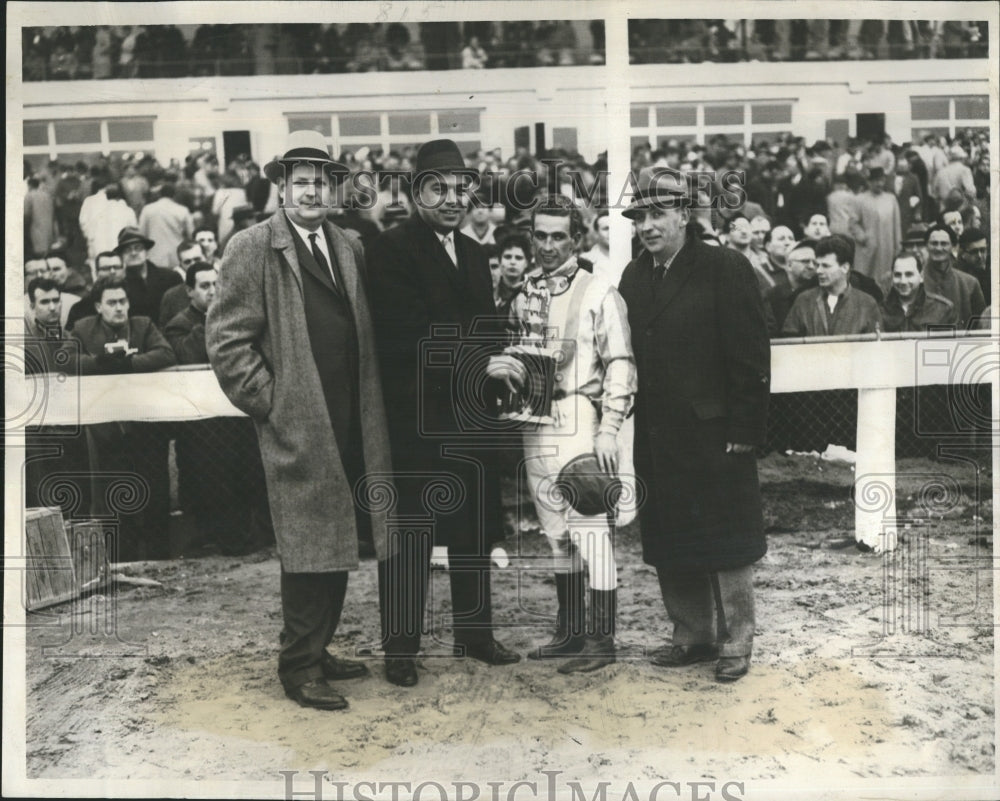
xmin=206 ymin=130 xmax=395 ymax=711
xmin=617 ymin=168 xmax=771 ymax=682
xmin=366 ymin=138 xmax=521 ymax=687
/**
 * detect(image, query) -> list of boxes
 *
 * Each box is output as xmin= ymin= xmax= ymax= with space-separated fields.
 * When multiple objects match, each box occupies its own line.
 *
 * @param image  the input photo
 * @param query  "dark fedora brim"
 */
xmin=114 ymin=235 xmax=155 ymax=252
xmin=264 ymin=156 xmax=350 ymax=184
xmin=622 ymin=188 xmax=690 ymax=220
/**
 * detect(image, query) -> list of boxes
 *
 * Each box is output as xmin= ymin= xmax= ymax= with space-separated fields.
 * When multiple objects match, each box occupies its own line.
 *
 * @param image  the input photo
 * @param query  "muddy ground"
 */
xmin=20 ymin=452 xmax=995 ymax=796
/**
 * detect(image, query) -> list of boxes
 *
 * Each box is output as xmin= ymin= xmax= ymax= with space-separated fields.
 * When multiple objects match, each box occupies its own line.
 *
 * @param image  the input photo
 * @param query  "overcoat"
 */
xmin=617 ymin=238 xmax=770 ymax=573
xmin=366 ymin=214 xmax=505 ymax=551
xmin=206 ymin=212 xmax=394 ymax=572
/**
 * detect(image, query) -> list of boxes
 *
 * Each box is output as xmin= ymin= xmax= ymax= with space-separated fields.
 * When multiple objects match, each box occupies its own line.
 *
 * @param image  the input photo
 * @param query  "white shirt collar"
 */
xmin=286 ymin=215 xmax=329 ymax=257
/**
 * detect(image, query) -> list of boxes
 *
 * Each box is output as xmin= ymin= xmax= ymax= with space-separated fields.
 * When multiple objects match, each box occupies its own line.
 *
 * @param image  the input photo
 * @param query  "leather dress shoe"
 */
xmin=385 ymin=657 xmax=418 ymax=687
xmin=453 ymin=639 xmax=521 ymax=665
xmin=285 ymin=678 xmax=348 ymax=710
xmin=649 ymin=643 xmax=719 ymax=667
xmin=321 ymin=652 xmax=370 ymax=681
xmin=715 ymin=655 xmax=751 ymax=682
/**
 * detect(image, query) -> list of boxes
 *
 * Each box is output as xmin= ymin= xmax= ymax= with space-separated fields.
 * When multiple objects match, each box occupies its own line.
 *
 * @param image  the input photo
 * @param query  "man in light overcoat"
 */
xmin=207 ymin=130 xmax=394 ymax=711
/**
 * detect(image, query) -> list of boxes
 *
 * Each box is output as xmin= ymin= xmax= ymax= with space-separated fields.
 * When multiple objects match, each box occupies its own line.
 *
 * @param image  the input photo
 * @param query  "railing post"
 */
xmin=855 ymin=387 xmax=898 ymax=552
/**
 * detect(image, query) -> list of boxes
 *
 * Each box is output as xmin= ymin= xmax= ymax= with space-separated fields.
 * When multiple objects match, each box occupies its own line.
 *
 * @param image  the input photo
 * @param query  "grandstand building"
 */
xmin=20 ymin=56 xmax=989 ymax=170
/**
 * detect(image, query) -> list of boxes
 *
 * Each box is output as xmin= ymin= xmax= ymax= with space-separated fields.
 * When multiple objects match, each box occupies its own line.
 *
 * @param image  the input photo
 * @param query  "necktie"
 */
xmin=653 ymin=263 xmax=668 ymax=283
xmin=309 ymin=232 xmax=336 ymax=287
xmin=442 ymin=234 xmax=458 ymax=267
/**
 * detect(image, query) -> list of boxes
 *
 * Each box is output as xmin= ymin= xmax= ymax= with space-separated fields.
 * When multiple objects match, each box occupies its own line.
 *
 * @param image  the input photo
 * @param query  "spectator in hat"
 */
xmin=880 ymin=251 xmax=957 ymax=333
xmin=207 ymin=129 xmax=393 ymax=712
xmin=782 ymin=235 xmax=882 ymax=337
xmin=957 ymin=228 xmax=990 ymax=307
xmin=931 ymin=145 xmax=976 ymax=205
xmin=853 ymin=167 xmax=902 ymax=295
xmin=922 ymin=224 xmax=987 ymax=329
xmin=115 ymin=226 xmax=182 ymax=320
xmin=139 ymin=181 xmax=195 ymax=269
xmin=510 ymin=195 xmax=636 ymax=674
xmin=367 ymin=137 xmax=522 ymax=688
xmin=618 ymin=167 xmax=770 ymax=683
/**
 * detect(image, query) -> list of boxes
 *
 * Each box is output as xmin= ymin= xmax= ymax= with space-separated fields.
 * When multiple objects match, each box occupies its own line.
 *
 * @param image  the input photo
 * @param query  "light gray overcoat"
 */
xmin=206 ymin=212 xmax=394 ymax=572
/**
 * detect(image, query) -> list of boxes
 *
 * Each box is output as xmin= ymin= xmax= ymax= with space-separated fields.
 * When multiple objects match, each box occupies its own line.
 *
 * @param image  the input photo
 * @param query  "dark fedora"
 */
xmin=867 ymin=166 xmax=886 ymax=181
xmin=114 ymin=226 xmax=155 ymax=254
xmin=622 ymin=167 xmax=690 ymax=220
xmin=555 ymin=453 xmax=623 ymax=518
xmin=413 ymin=138 xmax=474 ymax=179
xmin=263 ymin=130 xmax=349 ymax=184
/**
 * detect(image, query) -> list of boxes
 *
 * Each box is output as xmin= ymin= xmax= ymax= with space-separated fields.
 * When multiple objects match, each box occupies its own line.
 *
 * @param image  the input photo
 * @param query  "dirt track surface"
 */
xmin=23 ymin=454 xmax=995 ymax=789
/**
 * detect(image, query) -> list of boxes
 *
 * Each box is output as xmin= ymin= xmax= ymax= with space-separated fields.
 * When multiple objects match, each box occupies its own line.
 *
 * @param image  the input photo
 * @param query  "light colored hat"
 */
xmin=263 ymin=129 xmax=349 ymax=184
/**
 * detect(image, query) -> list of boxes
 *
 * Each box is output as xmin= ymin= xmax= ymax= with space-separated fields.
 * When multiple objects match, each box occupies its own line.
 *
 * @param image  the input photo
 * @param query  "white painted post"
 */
xmin=854 ymin=387 xmax=898 ymax=552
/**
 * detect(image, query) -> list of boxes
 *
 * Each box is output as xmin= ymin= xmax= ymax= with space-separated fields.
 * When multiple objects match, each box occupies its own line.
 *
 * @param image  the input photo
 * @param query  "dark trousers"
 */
xmin=378 ymin=530 xmax=495 ymax=657
xmin=656 ymin=563 xmax=756 ymax=658
xmin=278 ymin=569 xmax=348 ymax=690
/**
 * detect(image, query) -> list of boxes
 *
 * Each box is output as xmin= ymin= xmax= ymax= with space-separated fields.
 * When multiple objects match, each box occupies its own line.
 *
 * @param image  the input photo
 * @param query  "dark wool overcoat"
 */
xmin=618 ymin=238 xmax=770 ymax=573
xmin=366 ymin=214 xmax=505 ymax=551
xmin=206 ymin=212 xmax=394 ymax=572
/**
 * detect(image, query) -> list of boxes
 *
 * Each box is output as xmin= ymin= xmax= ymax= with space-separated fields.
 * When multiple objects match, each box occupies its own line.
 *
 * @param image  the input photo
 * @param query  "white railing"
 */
xmin=16 ymin=330 xmax=998 ymax=552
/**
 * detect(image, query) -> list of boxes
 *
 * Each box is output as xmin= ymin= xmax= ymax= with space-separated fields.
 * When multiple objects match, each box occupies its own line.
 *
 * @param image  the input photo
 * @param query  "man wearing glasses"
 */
xmin=957 ymin=228 xmax=990 ymax=308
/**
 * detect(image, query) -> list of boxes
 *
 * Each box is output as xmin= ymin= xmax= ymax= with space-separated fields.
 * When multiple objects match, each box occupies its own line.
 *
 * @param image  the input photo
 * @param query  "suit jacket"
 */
xmin=618 ymin=238 xmax=770 ymax=571
xmin=125 ymin=261 xmax=182 ymax=320
xmin=164 ymin=304 xmax=208 ymax=364
xmin=67 ymin=315 xmax=177 ymax=374
xmin=366 ymin=213 xmax=505 ymax=550
xmin=206 ymin=211 xmax=394 ymax=572
xmin=159 ymin=282 xmax=190 ymax=329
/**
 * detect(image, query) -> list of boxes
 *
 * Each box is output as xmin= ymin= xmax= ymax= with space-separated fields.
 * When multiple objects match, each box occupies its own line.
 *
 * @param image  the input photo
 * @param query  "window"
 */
xmin=288 ymin=109 xmax=484 ymax=158
xmin=22 ymin=116 xmax=156 ymax=163
xmin=633 ymin=101 xmax=793 ymax=147
xmin=910 ymin=94 xmax=989 ymax=137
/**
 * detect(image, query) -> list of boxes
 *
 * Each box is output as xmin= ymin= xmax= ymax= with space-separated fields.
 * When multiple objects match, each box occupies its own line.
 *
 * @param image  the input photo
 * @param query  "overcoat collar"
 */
xmin=269 ymin=211 xmax=358 ymax=301
xmin=644 ymin=238 xmax=699 ymax=325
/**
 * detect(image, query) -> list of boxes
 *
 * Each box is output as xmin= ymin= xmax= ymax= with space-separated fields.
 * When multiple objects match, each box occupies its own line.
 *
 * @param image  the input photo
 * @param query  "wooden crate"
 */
xmin=24 ymin=508 xmax=76 ymax=611
xmin=24 ymin=510 xmax=112 ymax=611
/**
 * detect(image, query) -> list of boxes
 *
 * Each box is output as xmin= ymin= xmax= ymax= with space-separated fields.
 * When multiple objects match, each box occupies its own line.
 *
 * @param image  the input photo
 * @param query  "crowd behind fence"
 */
xmin=19 ymin=105 xmax=995 ymax=562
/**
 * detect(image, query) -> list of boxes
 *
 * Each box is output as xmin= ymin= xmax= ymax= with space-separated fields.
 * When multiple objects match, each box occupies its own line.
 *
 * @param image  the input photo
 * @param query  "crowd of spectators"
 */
xmin=628 ymin=127 xmax=990 ymax=336
xmin=630 ymin=19 xmax=990 ymax=64
xmin=22 ymin=21 xmax=605 ymax=81
xmin=22 ymin=124 xmax=992 ymax=557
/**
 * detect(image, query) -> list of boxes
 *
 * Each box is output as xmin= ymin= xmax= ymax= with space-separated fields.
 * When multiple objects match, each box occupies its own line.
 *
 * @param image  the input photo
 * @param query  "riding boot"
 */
xmin=558 ymin=588 xmax=616 ymax=674
xmin=528 ymin=570 xmax=586 ymax=659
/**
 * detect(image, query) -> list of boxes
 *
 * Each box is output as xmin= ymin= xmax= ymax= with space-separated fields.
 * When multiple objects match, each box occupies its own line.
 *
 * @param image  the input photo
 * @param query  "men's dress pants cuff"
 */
xmin=717 ymin=642 xmax=753 ymax=658
xmin=280 ymin=666 xmax=325 ymax=692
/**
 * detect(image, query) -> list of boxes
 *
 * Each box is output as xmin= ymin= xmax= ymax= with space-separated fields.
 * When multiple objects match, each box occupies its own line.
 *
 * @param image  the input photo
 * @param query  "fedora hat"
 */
xmin=555 ymin=453 xmax=623 ymax=518
xmin=263 ymin=130 xmax=349 ymax=184
xmin=413 ymin=138 xmax=473 ymax=179
xmin=622 ymin=167 xmax=690 ymax=220
xmin=114 ymin=226 xmax=155 ymax=254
